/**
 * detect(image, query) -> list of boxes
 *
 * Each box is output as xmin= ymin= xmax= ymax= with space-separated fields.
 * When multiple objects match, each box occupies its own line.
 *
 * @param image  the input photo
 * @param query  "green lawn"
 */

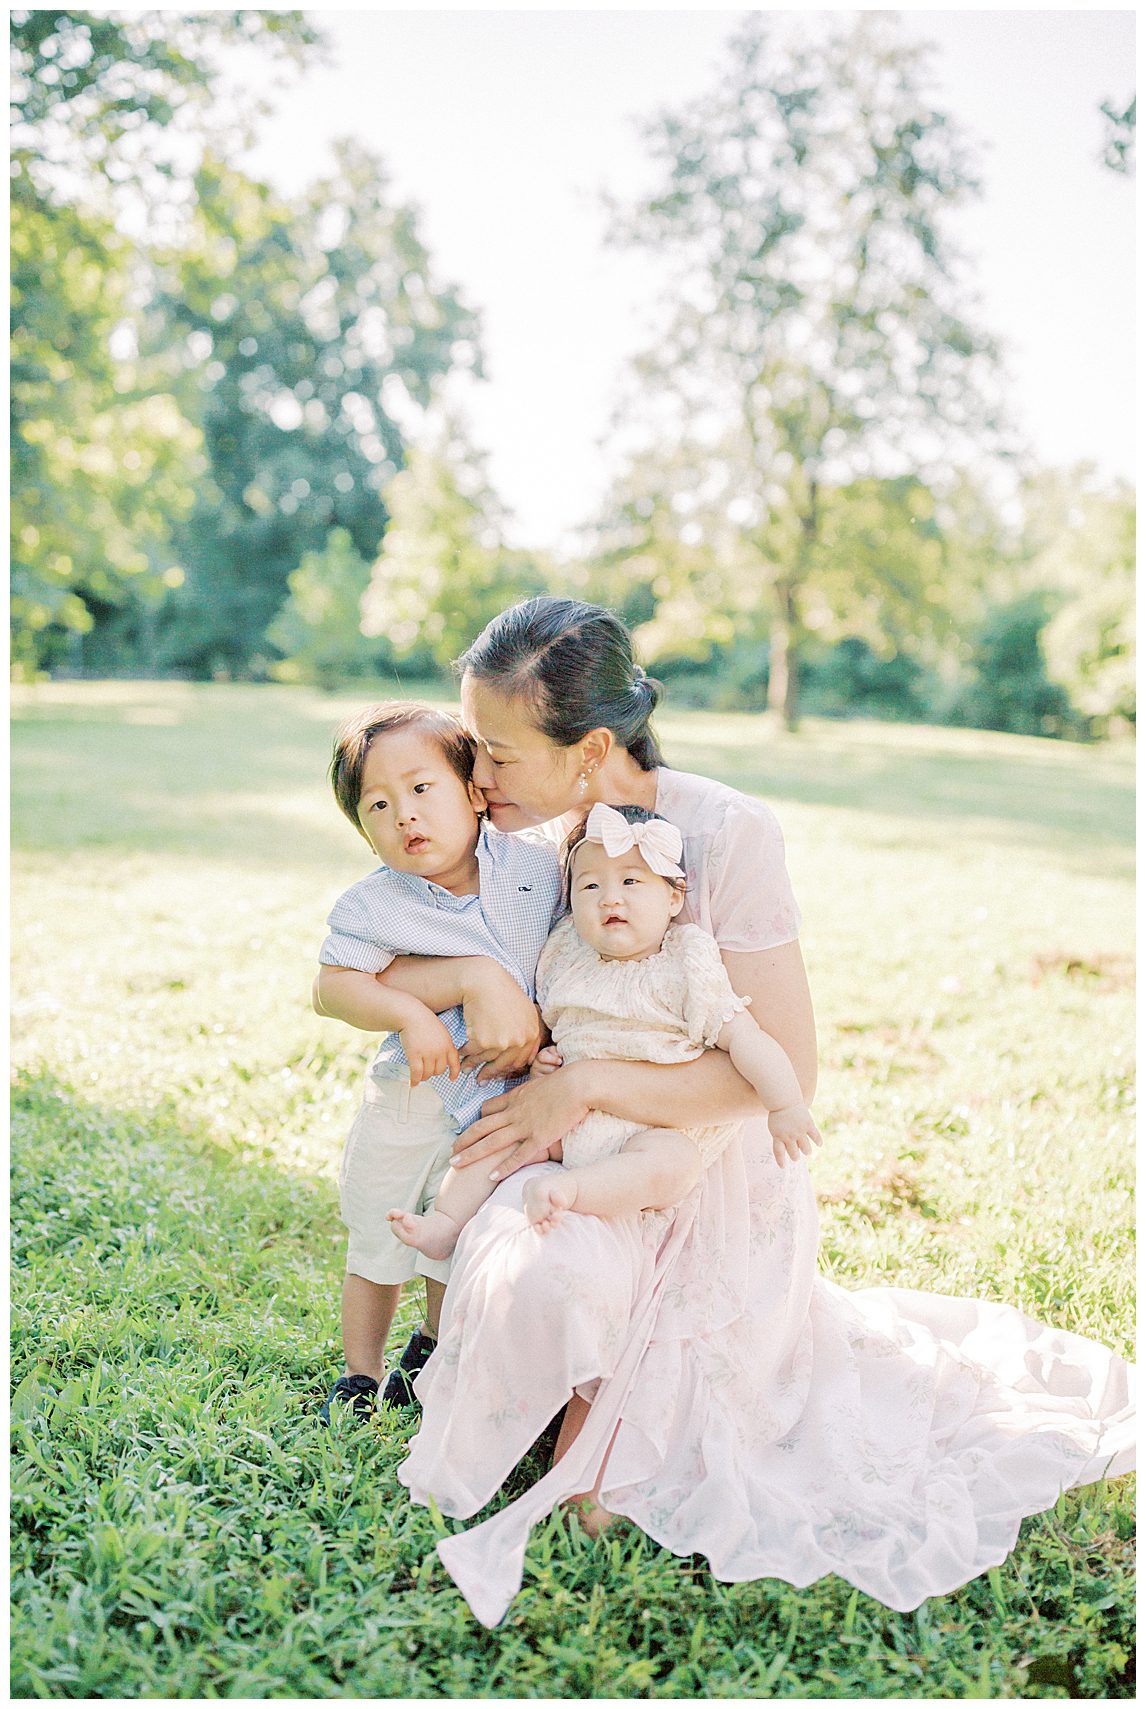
xmin=10 ymin=681 xmax=1135 ymax=1698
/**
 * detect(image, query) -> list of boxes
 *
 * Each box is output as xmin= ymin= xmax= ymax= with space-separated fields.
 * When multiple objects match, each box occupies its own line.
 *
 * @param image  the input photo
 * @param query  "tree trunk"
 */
xmin=767 ymin=580 xmax=801 ymax=730
xmin=766 ymin=487 xmax=818 ymax=731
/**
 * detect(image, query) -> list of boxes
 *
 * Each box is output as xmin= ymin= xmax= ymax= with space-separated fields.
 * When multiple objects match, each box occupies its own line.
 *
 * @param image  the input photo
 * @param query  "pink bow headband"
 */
xmin=582 ymin=802 xmax=685 ymax=880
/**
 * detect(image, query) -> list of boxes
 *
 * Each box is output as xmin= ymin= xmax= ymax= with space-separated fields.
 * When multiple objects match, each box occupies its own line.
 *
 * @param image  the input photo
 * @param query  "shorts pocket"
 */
xmin=338 ymin=1103 xmax=373 ymax=1195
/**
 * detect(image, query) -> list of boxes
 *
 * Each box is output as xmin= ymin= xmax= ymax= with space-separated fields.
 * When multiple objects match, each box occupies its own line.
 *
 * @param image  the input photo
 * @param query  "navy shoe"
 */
xmin=379 ymin=1329 xmax=437 ymax=1410
xmin=318 ymin=1372 xmax=379 ymax=1426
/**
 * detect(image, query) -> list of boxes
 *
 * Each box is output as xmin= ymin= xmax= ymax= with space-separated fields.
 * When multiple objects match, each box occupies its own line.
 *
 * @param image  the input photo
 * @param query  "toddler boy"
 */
xmin=314 ymin=701 xmax=562 ymax=1422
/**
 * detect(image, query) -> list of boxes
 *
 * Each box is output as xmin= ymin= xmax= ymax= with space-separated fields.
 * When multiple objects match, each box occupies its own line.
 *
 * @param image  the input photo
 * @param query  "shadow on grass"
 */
xmin=9 ymin=1071 xmax=1137 ymax=1699
xmin=12 ymin=688 xmax=1134 ymax=876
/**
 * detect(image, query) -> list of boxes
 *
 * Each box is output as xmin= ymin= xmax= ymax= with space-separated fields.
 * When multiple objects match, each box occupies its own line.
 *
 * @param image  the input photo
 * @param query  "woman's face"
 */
xmin=460 ymin=672 xmax=584 ymax=830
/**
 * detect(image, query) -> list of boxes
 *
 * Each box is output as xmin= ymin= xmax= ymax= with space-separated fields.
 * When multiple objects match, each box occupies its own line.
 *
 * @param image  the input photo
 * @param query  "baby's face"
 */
xmin=356 ymin=728 xmax=484 ymax=876
xmin=568 ymin=839 xmax=684 ymax=961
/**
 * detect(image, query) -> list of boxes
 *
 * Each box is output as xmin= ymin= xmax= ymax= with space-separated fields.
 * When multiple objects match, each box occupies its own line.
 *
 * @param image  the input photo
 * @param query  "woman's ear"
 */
xmin=468 ymin=779 xmax=487 ymax=814
xmin=579 ymin=727 xmax=614 ymax=775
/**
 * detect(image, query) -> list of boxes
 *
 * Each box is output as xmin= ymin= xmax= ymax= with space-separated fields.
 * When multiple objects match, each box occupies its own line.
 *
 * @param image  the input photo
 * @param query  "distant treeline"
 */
xmin=11 ymin=13 xmax=1135 ymax=739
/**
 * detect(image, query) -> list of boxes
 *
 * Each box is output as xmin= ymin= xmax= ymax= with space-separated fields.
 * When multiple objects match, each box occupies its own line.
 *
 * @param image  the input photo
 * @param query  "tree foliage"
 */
xmin=362 ymin=423 xmax=548 ymax=671
xmin=266 ymin=527 xmax=379 ymax=691
xmin=1022 ymin=469 xmax=1135 ymax=732
xmin=10 ymin=13 xmax=481 ymax=678
xmin=608 ymin=12 xmax=1006 ymax=724
xmin=9 ymin=9 xmax=318 ymax=672
xmin=152 ymin=142 xmax=481 ymax=675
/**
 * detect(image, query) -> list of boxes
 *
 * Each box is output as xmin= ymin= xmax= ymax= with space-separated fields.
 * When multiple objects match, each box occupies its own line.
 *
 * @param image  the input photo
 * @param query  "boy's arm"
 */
xmin=375 ymin=954 xmax=545 ymax=1082
xmin=312 ymin=966 xmax=460 ymax=1087
xmin=313 ymin=964 xmax=423 ymax=1032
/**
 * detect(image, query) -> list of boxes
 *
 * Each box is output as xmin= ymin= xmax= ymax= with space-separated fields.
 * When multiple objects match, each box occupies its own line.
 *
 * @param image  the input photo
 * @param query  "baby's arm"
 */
xmin=313 ymin=966 xmax=459 ymax=1088
xmin=716 ymin=1009 xmax=822 ymax=1167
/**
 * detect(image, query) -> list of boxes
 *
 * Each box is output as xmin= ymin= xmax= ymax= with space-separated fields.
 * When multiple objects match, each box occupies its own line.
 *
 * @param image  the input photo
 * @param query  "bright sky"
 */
xmin=242 ymin=6 xmax=1135 ymax=550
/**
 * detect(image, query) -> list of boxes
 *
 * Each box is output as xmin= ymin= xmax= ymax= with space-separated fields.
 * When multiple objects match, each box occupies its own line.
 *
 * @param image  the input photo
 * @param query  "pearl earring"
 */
xmin=578 ymin=773 xmax=589 ymax=794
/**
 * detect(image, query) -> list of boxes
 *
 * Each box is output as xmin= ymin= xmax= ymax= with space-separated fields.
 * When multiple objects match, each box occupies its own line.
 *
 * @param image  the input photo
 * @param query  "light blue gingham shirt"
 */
xmin=320 ymin=823 xmax=564 ymax=1130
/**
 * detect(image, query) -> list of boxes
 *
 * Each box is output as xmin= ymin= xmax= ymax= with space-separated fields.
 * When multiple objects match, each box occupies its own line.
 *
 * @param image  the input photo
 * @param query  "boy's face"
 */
xmin=568 ymin=839 xmax=683 ymax=961
xmin=356 ymin=727 xmax=485 ymax=875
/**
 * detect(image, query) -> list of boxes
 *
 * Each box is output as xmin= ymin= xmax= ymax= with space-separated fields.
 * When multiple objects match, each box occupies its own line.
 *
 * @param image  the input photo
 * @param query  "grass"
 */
xmin=10 ymin=680 xmax=1135 ymax=1698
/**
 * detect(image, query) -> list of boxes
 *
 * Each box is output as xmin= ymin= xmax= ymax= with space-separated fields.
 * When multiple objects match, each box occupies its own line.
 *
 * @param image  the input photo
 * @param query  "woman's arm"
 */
xmin=450 ymin=938 xmax=818 ymax=1174
xmin=722 ymin=939 xmax=818 ymax=1103
xmin=583 ymin=940 xmax=818 ymax=1123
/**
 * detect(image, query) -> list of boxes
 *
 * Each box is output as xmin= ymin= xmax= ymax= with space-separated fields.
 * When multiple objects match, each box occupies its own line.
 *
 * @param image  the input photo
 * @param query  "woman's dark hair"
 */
xmin=561 ymin=804 xmax=687 ymax=901
xmin=454 ymin=597 xmax=665 ymax=770
xmin=330 ymin=702 xmax=476 ymax=840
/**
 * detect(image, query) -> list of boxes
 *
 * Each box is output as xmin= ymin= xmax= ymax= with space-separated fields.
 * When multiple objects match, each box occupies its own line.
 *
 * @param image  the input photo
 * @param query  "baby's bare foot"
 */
xmin=522 ymin=1173 xmax=580 ymax=1233
xmin=387 ymin=1208 xmax=458 ymax=1260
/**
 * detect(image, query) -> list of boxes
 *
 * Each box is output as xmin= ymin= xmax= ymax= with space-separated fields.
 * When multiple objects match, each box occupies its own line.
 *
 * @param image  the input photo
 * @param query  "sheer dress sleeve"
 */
xmin=705 ymin=794 xmax=801 ymax=953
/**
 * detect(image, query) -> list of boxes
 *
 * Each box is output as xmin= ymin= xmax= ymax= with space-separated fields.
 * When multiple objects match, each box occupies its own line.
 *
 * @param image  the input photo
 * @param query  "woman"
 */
xmin=378 ymin=598 xmax=1134 ymax=1629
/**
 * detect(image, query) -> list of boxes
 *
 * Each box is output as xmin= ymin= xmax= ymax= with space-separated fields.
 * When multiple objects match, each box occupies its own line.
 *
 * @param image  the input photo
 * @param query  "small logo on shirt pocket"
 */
xmin=518 ymin=885 xmax=532 ymax=891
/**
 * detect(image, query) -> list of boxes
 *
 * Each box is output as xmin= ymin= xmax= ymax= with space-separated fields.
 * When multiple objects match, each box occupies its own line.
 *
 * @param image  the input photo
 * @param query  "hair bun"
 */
xmin=637 ymin=672 xmax=662 ymax=713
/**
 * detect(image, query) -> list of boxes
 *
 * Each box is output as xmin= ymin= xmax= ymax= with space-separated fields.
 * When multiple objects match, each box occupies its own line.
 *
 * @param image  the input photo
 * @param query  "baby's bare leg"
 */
xmin=523 ymin=1128 xmax=703 ymax=1233
xmin=388 ymin=1159 xmax=498 ymax=1260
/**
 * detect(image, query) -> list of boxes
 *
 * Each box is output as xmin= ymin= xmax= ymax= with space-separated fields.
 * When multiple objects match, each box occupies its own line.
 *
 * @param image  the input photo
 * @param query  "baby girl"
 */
xmin=389 ymin=802 xmax=821 ymax=1253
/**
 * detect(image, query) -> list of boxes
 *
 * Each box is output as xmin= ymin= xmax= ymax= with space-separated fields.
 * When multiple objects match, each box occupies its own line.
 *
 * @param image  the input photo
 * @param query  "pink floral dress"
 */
xmin=398 ymin=766 xmax=1135 ymax=1628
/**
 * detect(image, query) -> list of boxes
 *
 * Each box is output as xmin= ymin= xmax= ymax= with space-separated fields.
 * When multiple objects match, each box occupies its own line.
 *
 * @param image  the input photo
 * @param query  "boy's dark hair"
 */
xmin=454 ymin=596 xmax=665 ymax=770
xmin=561 ymin=804 xmax=687 ymax=900
xmin=330 ymin=703 xmax=476 ymax=840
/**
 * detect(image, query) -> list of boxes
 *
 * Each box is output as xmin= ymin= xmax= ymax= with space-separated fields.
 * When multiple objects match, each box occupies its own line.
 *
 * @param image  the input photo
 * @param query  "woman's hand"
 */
xmin=457 ymin=961 xmax=546 ymax=1084
xmin=451 ymin=1062 xmax=590 ymax=1179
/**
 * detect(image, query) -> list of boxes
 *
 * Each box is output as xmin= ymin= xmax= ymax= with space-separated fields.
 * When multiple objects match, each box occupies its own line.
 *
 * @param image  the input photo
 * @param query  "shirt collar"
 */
xmin=380 ymin=847 xmax=482 ymax=909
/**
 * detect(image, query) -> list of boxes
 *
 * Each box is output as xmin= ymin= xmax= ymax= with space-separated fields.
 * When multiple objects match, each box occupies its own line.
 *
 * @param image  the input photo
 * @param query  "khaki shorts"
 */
xmin=338 ymin=1065 xmax=460 ymax=1286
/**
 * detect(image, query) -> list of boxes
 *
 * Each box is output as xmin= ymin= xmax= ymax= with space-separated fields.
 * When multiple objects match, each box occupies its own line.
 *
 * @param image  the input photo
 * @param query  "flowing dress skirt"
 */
xmin=398 ymin=1124 xmax=1135 ymax=1629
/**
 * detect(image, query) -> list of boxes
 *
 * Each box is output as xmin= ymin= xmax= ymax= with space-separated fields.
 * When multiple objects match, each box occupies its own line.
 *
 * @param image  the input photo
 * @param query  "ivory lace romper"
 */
xmin=536 ymin=916 xmax=750 ymax=1172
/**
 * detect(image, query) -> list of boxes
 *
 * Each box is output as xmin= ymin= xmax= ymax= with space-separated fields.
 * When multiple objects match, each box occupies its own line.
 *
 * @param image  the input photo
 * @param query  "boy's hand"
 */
xmin=400 ymin=1008 xmax=461 ymax=1088
xmin=768 ymin=1102 xmax=823 ymax=1169
xmin=458 ymin=962 xmax=545 ymax=1083
xmin=528 ymin=1045 xmax=563 ymax=1079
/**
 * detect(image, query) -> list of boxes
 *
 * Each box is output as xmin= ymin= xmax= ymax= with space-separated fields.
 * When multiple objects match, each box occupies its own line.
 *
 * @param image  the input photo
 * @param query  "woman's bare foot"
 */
xmin=563 ymin=1493 xmax=619 ymax=1538
xmin=387 ymin=1207 xmax=459 ymax=1261
xmin=522 ymin=1172 xmax=580 ymax=1233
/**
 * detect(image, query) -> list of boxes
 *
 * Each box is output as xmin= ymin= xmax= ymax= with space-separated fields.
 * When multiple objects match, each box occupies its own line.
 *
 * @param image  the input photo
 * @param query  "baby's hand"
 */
xmin=528 ymin=1045 xmax=564 ymax=1079
xmin=768 ymin=1102 xmax=823 ymax=1169
xmin=399 ymin=1008 xmax=461 ymax=1088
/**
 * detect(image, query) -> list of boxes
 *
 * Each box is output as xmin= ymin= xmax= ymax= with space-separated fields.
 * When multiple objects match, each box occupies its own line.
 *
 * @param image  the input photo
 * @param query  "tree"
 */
xmin=267 ymin=527 xmax=379 ymax=691
xmin=361 ymin=421 xmax=549 ymax=670
xmin=155 ymin=142 xmax=482 ymax=676
xmin=948 ymin=592 xmax=1076 ymax=738
xmin=608 ymin=12 xmax=1006 ymax=726
xmin=586 ymin=433 xmax=989 ymax=709
xmin=1022 ymin=469 xmax=1135 ymax=734
xmin=9 ymin=181 xmax=197 ymax=671
xmin=9 ymin=9 xmax=318 ymax=672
